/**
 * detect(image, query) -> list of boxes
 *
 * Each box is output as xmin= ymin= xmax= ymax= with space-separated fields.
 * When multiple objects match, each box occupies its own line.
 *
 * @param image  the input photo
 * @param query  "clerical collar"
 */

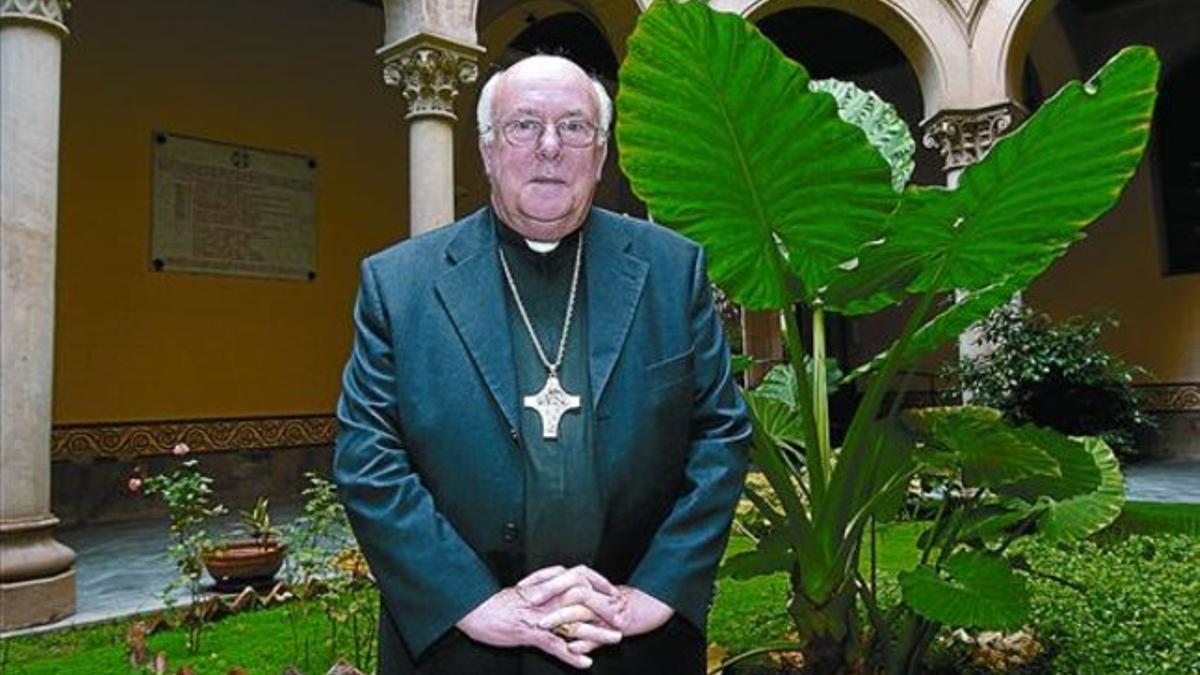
xmin=492 ymin=209 xmax=584 ymax=265
xmin=526 ymin=239 xmax=560 ymax=254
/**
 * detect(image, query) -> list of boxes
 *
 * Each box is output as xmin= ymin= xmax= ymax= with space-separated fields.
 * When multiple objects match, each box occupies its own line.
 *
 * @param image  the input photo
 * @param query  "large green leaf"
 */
xmin=822 ymin=419 xmax=915 ymax=538
xmin=747 ymin=391 xmax=807 ymax=448
xmin=903 ymin=407 xmax=1060 ymax=488
xmin=755 ymin=360 xmax=843 ymax=410
xmin=899 ymin=550 xmax=1030 ymax=629
xmin=998 ymin=431 xmax=1125 ymax=542
xmin=958 ymin=502 xmax=1043 ymax=544
xmin=754 ymin=364 xmax=800 ymax=409
xmin=809 ymin=78 xmax=915 ymax=192
xmin=841 ymin=269 xmax=1031 ymax=384
xmin=721 ymin=528 xmax=793 ymax=580
xmin=824 ymin=46 xmax=1159 ymax=315
xmin=616 ymin=1 xmax=897 ymax=309
xmin=721 ymin=548 xmax=792 ymax=580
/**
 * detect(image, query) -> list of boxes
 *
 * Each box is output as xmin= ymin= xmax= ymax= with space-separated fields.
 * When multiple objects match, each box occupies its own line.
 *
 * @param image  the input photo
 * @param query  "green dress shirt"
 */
xmin=494 ymin=212 xmax=604 ymax=575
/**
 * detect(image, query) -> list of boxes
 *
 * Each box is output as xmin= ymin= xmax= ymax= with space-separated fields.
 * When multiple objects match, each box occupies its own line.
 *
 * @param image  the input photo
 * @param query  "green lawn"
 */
xmin=1106 ymin=500 xmax=1200 ymax=536
xmin=0 ymin=597 xmax=375 ymax=675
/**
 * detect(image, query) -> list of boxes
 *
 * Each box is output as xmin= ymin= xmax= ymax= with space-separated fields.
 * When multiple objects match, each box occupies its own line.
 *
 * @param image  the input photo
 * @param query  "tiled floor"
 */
xmin=3 ymin=462 xmax=1197 ymax=639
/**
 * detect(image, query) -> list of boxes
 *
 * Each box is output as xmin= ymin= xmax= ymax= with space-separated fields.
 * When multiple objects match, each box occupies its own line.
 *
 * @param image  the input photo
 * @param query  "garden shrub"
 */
xmin=1014 ymin=534 xmax=1200 ymax=674
xmin=941 ymin=305 xmax=1157 ymax=461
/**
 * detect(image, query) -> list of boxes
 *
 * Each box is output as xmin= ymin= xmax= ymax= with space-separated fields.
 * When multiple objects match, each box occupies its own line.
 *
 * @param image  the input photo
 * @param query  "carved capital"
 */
xmin=922 ymin=102 xmax=1024 ymax=172
xmin=0 ymin=0 xmax=68 ymax=34
xmin=382 ymin=43 xmax=479 ymax=120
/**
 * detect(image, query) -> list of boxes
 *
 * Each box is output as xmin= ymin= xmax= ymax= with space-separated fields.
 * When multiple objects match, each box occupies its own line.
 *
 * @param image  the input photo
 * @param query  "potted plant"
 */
xmin=203 ymin=496 xmax=287 ymax=592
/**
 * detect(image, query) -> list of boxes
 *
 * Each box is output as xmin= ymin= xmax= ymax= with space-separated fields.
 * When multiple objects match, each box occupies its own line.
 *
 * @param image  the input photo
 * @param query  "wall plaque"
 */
xmin=152 ymin=132 xmax=317 ymax=281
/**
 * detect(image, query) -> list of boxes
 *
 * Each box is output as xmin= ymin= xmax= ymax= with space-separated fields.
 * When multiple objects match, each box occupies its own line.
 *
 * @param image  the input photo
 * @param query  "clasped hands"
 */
xmin=456 ymin=564 xmax=674 ymax=669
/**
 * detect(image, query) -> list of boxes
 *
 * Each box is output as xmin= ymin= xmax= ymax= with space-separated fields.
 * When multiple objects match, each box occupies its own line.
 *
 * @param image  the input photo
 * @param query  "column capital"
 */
xmin=0 ymin=0 xmax=68 ymax=36
xmin=921 ymin=101 xmax=1026 ymax=172
xmin=379 ymin=34 xmax=484 ymax=121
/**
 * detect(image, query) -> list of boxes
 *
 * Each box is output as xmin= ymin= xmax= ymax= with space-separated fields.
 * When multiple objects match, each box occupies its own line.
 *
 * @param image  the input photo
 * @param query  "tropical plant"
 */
xmin=940 ymin=304 xmax=1156 ymax=461
xmin=238 ymin=496 xmax=280 ymax=547
xmin=139 ymin=444 xmax=228 ymax=653
xmin=614 ymin=1 xmax=1158 ymax=672
xmin=883 ymin=407 xmax=1124 ymax=672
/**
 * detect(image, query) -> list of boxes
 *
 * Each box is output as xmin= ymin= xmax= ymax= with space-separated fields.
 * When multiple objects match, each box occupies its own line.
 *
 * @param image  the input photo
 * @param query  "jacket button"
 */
xmin=509 ymin=428 xmax=521 ymax=444
xmin=503 ymin=522 xmax=519 ymax=543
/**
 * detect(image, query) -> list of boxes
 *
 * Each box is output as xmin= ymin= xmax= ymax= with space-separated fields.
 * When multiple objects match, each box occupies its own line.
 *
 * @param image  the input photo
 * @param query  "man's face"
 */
xmin=481 ymin=58 xmax=607 ymax=242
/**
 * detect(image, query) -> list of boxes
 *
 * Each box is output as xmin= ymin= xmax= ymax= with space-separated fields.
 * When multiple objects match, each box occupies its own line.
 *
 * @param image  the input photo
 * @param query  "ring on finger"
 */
xmin=552 ymin=622 xmax=579 ymax=639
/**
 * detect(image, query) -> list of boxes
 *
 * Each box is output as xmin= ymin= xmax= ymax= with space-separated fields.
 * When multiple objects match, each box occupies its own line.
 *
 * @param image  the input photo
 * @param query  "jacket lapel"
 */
xmin=585 ymin=210 xmax=649 ymax=410
xmin=434 ymin=207 xmax=649 ymax=427
xmin=434 ymin=211 xmax=521 ymax=433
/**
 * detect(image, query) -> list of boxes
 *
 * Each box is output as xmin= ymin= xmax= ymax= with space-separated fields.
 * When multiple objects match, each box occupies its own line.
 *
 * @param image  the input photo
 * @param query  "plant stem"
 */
xmin=920 ymin=494 xmax=950 ymax=566
xmin=782 ymin=306 xmax=823 ymax=502
xmin=843 ymin=284 xmax=944 ymax=468
xmin=812 ymin=307 xmax=832 ymax=487
xmin=870 ymin=515 xmax=878 ymax=595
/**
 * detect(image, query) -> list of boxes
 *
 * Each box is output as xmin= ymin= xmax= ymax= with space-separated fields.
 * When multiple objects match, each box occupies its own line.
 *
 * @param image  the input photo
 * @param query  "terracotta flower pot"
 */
xmin=203 ymin=540 xmax=286 ymax=592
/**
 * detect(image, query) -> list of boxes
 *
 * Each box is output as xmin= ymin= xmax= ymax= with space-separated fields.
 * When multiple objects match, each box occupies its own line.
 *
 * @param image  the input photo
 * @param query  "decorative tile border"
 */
xmin=51 ymin=414 xmax=336 ymax=461
xmin=1136 ymin=383 xmax=1200 ymax=413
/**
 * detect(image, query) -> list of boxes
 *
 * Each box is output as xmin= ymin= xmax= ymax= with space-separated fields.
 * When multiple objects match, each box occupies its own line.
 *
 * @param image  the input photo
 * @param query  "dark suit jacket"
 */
xmin=333 ymin=206 xmax=752 ymax=672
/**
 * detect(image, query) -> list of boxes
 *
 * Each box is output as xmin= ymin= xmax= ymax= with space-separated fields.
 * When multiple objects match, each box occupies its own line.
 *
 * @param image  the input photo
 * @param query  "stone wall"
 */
xmin=51 ymin=445 xmax=333 ymax=529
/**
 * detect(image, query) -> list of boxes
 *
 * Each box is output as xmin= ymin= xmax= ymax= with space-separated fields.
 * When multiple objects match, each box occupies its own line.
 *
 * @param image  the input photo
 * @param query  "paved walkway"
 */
xmin=3 ymin=461 xmax=1197 ymax=639
xmin=1124 ymin=460 xmax=1200 ymax=504
xmin=1 ymin=503 xmax=309 ymax=638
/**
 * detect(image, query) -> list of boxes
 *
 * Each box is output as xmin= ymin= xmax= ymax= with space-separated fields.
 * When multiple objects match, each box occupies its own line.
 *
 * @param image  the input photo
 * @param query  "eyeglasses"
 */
xmin=497 ymin=118 xmax=600 ymax=148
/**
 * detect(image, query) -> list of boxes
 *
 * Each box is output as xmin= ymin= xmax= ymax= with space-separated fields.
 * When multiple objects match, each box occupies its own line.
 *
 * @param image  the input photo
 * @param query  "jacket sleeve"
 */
xmin=333 ymin=258 xmax=500 ymax=658
xmin=626 ymin=246 xmax=753 ymax=634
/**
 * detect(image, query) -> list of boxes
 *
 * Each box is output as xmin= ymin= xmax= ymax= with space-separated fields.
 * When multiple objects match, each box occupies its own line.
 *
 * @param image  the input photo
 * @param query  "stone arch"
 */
xmin=996 ymin=0 xmax=1061 ymax=109
xmin=736 ymin=0 xmax=946 ymax=116
xmin=1021 ymin=3 xmax=1081 ymax=108
xmin=477 ymin=0 xmax=639 ymax=67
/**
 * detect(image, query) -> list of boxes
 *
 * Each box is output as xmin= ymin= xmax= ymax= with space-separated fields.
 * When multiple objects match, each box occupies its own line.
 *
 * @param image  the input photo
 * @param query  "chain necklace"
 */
xmin=497 ymin=227 xmax=585 ymax=440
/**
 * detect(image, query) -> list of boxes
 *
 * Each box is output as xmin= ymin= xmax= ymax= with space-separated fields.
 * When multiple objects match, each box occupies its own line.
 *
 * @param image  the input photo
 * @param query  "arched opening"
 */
xmin=1155 ymin=52 xmax=1200 ymax=275
xmin=497 ymin=12 xmax=619 ymax=79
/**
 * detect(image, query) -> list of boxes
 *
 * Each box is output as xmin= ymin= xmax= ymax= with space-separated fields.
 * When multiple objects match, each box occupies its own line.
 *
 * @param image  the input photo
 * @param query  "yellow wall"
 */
xmin=1027 ymin=166 xmax=1200 ymax=383
xmin=51 ymin=0 xmax=1198 ymax=428
xmin=1026 ymin=4 xmax=1200 ymax=385
xmin=54 ymin=0 xmax=410 ymax=423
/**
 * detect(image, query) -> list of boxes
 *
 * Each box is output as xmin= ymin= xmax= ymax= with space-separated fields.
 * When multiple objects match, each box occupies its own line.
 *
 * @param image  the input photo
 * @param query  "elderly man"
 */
xmin=333 ymin=55 xmax=751 ymax=674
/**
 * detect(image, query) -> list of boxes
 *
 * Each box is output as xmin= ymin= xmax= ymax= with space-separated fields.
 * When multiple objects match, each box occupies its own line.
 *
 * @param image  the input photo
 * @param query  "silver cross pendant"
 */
xmin=522 ymin=373 xmax=581 ymax=440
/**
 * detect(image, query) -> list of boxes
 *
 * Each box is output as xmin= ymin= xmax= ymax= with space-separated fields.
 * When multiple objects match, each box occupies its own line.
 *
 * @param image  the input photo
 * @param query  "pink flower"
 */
xmin=127 ymin=476 xmax=143 ymax=495
xmin=172 ymin=442 xmax=190 ymax=457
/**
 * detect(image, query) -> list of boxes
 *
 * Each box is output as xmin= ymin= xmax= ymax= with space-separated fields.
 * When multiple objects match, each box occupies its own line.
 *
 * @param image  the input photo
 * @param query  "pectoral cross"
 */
xmin=523 ymin=373 xmax=581 ymax=440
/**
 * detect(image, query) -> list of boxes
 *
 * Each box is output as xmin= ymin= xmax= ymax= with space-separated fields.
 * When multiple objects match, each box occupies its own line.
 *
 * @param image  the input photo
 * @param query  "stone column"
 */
xmin=380 ymin=35 xmax=482 ymax=237
xmin=0 ymin=0 xmax=76 ymax=630
xmin=921 ymin=102 xmax=1024 ymax=385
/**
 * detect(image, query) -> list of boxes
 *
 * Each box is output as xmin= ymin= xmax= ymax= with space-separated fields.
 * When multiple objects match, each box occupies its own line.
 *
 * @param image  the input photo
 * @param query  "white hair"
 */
xmin=477 ymin=63 xmax=612 ymax=145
